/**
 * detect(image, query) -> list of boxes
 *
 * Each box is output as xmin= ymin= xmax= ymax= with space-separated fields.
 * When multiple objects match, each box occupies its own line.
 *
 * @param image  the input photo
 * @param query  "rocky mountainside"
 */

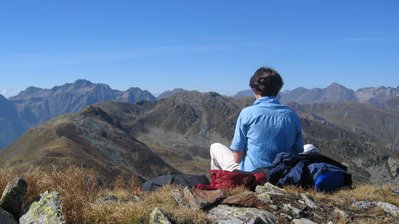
xmin=356 ymin=86 xmax=399 ymax=108
xmin=384 ymin=96 xmax=399 ymax=111
xmin=0 ymin=105 xmax=177 ymax=181
xmin=1 ymin=90 xmax=399 ymax=185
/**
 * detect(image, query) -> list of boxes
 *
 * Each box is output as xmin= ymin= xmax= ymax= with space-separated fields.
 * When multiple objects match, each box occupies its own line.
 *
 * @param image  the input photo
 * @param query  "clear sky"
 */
xmin=0 ymin=0 xmax=398 ymax=97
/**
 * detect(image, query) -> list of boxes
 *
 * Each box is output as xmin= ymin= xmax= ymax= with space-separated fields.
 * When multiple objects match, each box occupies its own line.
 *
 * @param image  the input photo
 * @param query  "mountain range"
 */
xmin=1 ymin=88 xmax=399 ymax=185
xmin=1 ymin=80 xmax=399 ymax=185
xmin=235 ymin=83 xmax=399 ymax=111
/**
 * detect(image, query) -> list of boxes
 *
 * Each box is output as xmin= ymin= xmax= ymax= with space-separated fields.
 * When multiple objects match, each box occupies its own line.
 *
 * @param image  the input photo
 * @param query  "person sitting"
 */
xmin=210 ymin=67 xmax=304 ymax=172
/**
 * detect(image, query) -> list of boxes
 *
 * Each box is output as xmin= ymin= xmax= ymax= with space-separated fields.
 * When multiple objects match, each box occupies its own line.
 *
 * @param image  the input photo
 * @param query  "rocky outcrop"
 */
xmin=0 ymin=177 xmax=27 ymax=219
xmin=168 ymin=183 xmax=399 ymax=223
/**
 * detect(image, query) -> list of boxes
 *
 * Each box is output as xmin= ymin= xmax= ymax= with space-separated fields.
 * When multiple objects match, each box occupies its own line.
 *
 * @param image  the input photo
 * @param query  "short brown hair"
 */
xmin=249 ymin=67 xmax=284 ymax=96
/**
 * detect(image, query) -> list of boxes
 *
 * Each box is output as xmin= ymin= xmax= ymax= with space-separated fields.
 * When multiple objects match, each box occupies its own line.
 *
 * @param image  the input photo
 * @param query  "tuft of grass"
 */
xmin=223 ymin=185 xmax=247 ymax=197
xmin=0 ymin=168 xmax=16 ymax=194
xmin=19 ymin=166 xmax=101 ymax=223
xmin=86 ymin=185 xmax=208 ymax=224
xmin=312 ymin=184 xmax=399 ymax=207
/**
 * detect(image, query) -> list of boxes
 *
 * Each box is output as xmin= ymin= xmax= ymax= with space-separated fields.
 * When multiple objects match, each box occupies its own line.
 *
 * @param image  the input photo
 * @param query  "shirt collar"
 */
xmin=253 ymin=96 xmax=280 ymax=105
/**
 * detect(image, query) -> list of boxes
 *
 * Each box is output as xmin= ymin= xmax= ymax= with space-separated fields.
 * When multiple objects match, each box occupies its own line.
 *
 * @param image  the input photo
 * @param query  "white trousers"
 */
xmin=210 ymin=143 xmax=240 ymax=171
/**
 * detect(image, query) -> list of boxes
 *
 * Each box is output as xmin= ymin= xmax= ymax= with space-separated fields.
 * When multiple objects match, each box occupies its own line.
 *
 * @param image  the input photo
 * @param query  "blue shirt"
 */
xmin=230 ymin=96 xmax=304 ymax=171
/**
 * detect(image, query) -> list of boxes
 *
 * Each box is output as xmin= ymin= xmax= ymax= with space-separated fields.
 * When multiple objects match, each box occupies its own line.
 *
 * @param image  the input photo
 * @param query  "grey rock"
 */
xmin=301 ymin=193 xmax=318 ymax=209
xmin=352 ymin=201 xmax=375 ymax=210
xmin=257 ymin=193 xmax=272 ymax=203
xmin=263 ymin=182 xmax=285 ymax=192
xmin=19 ymin=191 xmax=65 ymax=224
xmin=149 ymin=207 xmax=171 ymax=224
xmin=269 ymin=205 xmax=278 ymax=210
xmin=292 ymin=218 xmax=318 ymax=224
xmin=0 ymin=208 xmax=17 ymax=224
xmin=183 ymin=187 xmax=199 ymax=209
xmin=255 ymin=185 xmax=266 ymax=194
xmin=376 ymin=201 xmax=399 ymax=216
xmin=282 ymin=204 xmax=304 ymax=216
xmin=171 ymin=187 xmax=200 ymax=209
xmin=263 ymin=183 xmax=285 ymax=196
xmin=171 ymin=189 xmax=186 ymax=208
xmin=0 ymin=177 xmax=27 ymax=219
xmin=132 ymin=195 xmax=140 ymax=202
xmin=208 ymin=205 xmax=276 ymax=224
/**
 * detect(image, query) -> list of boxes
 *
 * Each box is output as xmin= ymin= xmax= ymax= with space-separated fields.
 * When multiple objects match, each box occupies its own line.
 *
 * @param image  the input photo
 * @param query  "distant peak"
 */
xmin=73 ymin=79 xmax=93 ymax=87
xmin=327 ymin=82 xmax=345 ymax=88
xmin=16 ymin=86 xmax=44 ymax=96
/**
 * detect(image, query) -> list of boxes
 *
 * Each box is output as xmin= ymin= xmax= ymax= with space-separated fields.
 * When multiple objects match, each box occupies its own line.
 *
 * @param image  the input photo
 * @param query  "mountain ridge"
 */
xmin=235 ymin=83 xmax=399 ymax=111
xmin=1 ymin=91 xmax=399 ymax=184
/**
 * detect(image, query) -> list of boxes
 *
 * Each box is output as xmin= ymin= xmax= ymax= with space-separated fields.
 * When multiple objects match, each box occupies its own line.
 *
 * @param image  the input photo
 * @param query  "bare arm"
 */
xmin=233 ymin=151 xmax=244 ymax=163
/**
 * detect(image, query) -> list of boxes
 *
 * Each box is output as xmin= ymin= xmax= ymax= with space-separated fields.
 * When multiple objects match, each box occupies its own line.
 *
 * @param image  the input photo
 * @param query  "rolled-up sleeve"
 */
xmin=230 ymin=111 xmax=248 ymax=152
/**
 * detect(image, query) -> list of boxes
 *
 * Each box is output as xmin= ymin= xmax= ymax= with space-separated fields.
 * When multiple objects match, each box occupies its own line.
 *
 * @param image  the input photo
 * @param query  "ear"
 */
xmin=253 ymin=89 xmax=262 ymax=99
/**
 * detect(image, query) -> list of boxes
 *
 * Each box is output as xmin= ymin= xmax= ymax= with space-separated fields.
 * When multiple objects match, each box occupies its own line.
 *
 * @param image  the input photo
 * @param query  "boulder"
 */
xmin=172 ymin=188 xmax=224 ymax=209
xmin=0 ymin=208 xmax=17 ymax=224
xmin=19 ymin=191 xmax=65 ymax=224
xmin=208 ymin=204 xmax=276 ymax=224
xmin=0 ymin=177 xmax=27 ymax=219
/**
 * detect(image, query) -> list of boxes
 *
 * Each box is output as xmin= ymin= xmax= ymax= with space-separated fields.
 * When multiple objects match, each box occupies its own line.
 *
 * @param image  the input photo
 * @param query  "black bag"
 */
xmin=141 ymin=174 xmax=210 ymax=192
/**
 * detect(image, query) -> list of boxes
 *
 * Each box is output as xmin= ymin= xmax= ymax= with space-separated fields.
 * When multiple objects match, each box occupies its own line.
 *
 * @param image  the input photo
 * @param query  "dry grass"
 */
xmin=311 ymin=185 xmax=399 ymax=207
xmin=87 ymin=185 xmax=207 ymax=224
xmin=1 ymin=166 xmax=398 ymax=224
xmin=1 ymin=166 xmax=101 ymax=223
xmin=0 ymin=167 xmax=207 ymax=224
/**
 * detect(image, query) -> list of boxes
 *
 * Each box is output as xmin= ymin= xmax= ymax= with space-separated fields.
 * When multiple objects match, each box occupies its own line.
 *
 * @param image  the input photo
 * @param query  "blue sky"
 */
xmin=0 ymin=0 xmax=398 ymax=97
